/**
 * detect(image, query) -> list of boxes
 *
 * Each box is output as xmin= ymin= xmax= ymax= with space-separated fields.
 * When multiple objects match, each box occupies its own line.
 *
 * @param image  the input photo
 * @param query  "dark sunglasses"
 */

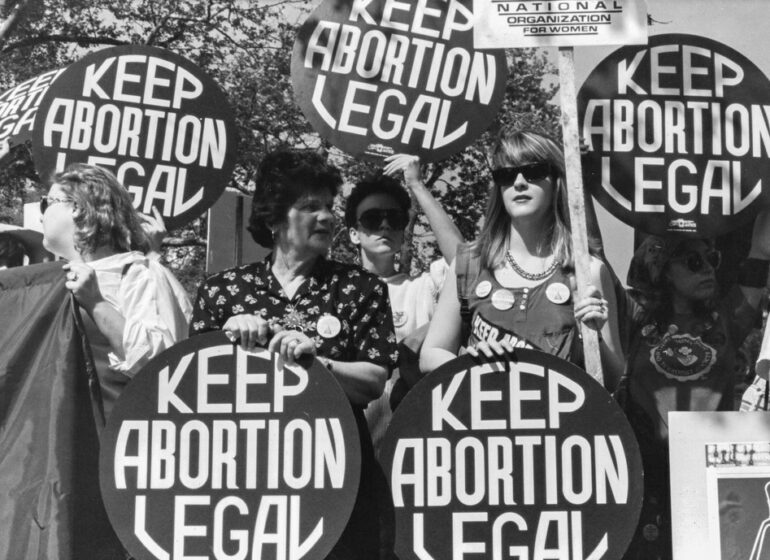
xmin=358 ymin=208 xmax=408 ymax=230
xmin=672 ymin=249 xmax=721 ymax=273
xmin=39 ymin=195 xmax=73 ymax=214
xmin=492 ymin=162 xmax=553 ymax=185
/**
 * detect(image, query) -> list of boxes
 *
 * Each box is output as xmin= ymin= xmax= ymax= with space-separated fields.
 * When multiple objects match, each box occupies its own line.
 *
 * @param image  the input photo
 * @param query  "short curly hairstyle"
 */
xmin=344 ymin=173 xmax=411 ymax=229
xmin=247 ymin=149 xmax=342 ymax=247
xmin=52 ymin=163 xmax=149 ymax=256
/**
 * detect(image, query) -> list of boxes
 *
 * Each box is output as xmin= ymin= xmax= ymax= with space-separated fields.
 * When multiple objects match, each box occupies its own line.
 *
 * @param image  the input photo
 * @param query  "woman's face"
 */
xmin=349 ymin=193 xmax=406 ymax=258
xmin=41 ymin=183 xmax=78 ymax=260
xmin=495 ymin=161 xmax=555 ymax=223
xmin=665 ymin=241 xmax=719 ymax=301
xmin=277 ymin=188 xmax=335 ymax=258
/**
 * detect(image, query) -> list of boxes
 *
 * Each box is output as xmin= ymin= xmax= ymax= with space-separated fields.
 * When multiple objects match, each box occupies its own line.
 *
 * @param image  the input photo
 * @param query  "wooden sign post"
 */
xmin=558 ymin=46 xmax=603 ymax=383
xmin=474 ymin=0 xmax=649 ymax=385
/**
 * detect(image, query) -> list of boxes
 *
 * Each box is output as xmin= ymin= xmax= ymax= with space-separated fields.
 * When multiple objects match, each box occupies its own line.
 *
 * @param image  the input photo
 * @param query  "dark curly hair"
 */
xmin=344 ymin=173 xmax=411 ymax=229
xmin=247 ymin=149 xmax=342 ymax=247
xmin=52 ymin=164 xmax=149 ymax=256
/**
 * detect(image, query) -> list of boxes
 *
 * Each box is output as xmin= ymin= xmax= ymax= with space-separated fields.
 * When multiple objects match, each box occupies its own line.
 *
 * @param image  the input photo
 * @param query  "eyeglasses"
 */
xmin=672 ymin=249 xmax=722 ymax=273
xmin=492 ymin=162 xmax=553 ymax=186
xmin=357 ymin=208 xmax=408 ymax=231
xmin=40 ymin=195 xmax=73 ymax=214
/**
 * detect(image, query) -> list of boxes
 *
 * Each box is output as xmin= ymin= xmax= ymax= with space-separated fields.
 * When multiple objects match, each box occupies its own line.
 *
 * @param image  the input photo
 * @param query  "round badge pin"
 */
xmin=392 ymin=310 xmax=408 ymax=328
xmin=475 ymin=280 xmax=492 ymax=298
xmin=491 ymin=289 xmax=515 ymax=310
xmin=317 ymin=314 xmax=342 ymax=338
xmin=546 ymin=282 xmax=571 ymax=305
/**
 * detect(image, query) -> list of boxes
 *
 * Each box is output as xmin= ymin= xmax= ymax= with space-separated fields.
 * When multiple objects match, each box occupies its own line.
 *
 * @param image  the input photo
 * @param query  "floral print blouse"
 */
xmin=190 ymin=256 xmax=398 ymax=377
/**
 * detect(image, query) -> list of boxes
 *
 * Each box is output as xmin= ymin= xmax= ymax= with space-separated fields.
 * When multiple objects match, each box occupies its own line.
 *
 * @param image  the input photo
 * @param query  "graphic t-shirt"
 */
xmin=624 ymin=292 xmax=757 ymax=443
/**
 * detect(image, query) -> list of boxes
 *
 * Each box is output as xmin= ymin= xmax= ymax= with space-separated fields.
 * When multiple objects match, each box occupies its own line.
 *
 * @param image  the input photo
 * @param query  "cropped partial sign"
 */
xmin=291 ymin=0 xmax=508 ymax=163
xmin=473 ymin=0 xmax=648 ymax=48
xmin=32 ymin=45 xmax=238 ymax=230
xmin=380 ymin=350 xmax=643 ymax=560
xmin=578 ymin=34 xmax=770 ymax=237
xmin=0 ymin=69 xmax=65 ymax=144
xmin=670 ymin=412 xmax=770 ymax=560
xmin=99 ymin=332 xmax=361 ymax=560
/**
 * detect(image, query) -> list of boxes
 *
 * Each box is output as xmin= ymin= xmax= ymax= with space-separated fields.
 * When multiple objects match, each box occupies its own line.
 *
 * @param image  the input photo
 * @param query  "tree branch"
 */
xmin=1 ymin=33 xmax=128 ymax=53
xmin=163 ymin=237 xmax=206 ymax=248
xmin=0 ymin=0 xmax=29 ymax=45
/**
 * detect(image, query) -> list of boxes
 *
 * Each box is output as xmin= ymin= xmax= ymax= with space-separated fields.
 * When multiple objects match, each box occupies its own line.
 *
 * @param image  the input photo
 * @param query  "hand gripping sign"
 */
xmin=32 ymin=45 xmax=238 ymax=230
xmin=291 ymin=0 xmax=508 ymax=163
xmin=380 ymin=350 xmax=643 ymax=560
xmin=99 ymin=332 xmax=360 ymax=560
xmin=578 ymin=34 xmax=770 ymax=237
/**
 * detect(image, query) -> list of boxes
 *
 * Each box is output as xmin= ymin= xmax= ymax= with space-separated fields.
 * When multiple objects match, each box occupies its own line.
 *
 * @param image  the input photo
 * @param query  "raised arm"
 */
xmin=384 ymin=154 xmax=463 ymax=263
xmin=419 ymin=259 xmax=464 ymax=374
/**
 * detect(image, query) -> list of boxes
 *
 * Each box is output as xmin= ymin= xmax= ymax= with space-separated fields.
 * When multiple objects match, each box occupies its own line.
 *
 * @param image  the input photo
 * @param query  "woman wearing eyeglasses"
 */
xmin=420 ymin=128 xmax=624 ymax=387
xmin=39 ymin=163 xmax=192 ymax=419
xmin=618 ymin=225 xmax=770 ymax=560
xmin=190 ymin=148 xmax=398 ymax=560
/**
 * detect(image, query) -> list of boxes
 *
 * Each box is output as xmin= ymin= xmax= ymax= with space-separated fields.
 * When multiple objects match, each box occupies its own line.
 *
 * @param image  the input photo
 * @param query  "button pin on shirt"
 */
xmin=491 ymin=289 xmax=515 ymax=311
xmin=317 ymin=314 xmax=341 ymax=338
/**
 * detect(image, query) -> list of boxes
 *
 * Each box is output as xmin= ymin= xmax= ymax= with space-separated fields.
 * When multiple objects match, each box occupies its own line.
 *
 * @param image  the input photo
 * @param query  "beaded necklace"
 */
xmin=505 ymin=250 xmax=559 ymax=281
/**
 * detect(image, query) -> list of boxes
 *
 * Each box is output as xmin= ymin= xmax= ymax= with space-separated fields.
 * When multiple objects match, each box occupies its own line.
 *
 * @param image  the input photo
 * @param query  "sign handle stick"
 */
xmin=558 ymin=46 xmax=604 ymax=386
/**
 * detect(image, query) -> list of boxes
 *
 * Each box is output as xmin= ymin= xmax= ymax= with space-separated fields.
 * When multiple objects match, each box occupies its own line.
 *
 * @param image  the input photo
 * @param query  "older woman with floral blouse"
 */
xmin=190 ymin=148 xmax=397 ymax=560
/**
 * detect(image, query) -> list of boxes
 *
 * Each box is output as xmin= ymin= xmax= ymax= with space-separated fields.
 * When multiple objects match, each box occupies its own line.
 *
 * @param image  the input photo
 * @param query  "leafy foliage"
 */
xmin=0 ymin=0 xmax=560 ymax=287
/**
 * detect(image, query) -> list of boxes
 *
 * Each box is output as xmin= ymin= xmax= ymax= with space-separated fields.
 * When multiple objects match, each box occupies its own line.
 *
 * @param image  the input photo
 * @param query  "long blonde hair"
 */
xmin=473 ymin=128 xmax=573 ymax=271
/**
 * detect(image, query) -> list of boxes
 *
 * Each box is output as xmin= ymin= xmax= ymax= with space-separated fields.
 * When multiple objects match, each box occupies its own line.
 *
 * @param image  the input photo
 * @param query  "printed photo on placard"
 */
xmin=31 ymin=45 xmax=238 ymax=230
xmin=578 ymin=33 xmax=770 ymax=237
xmin=670 ymin=412 xmax=770 ymax=560
xmin=291 ymin=0 xmax=508 ymax=163
xmin=705 ymin=443 xmax=770 ymax=560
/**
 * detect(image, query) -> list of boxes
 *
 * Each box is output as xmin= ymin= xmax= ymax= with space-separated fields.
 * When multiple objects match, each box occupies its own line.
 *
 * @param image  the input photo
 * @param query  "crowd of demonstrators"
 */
xmin=39 ymin=163 xmax=191 ymax=419
xmin=189 ymin=149 xmax=398 ymax=560
xmin=10 ymin=129 xmax=770 ymax=559
xmin=344 ymin=154 xmax=463 ymax=456
xmin=617 ymin=214 xmax=770 ymax=560
xmin=419 ymin=128 xmax=625 ymax=388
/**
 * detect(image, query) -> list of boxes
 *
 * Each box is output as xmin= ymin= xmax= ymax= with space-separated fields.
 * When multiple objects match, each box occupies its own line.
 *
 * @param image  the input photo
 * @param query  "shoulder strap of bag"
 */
xmin=455 ymin=244 xmax=479 ymax=343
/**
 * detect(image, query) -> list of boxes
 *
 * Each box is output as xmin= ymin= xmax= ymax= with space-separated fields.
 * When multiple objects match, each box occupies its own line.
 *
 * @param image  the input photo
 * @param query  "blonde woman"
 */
xmin=420 ymin=129 xmax=624 ymax=388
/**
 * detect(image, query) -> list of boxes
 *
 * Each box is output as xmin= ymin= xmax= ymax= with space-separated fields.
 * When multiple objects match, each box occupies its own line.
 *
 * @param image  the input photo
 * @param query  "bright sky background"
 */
xmin=567 ymin=0 xmax=770 ymax=283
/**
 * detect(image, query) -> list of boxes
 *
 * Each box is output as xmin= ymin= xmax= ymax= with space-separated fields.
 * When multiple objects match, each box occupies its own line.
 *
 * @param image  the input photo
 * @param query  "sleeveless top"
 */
xmin=458 ymin=245 xmax=583 ymax=367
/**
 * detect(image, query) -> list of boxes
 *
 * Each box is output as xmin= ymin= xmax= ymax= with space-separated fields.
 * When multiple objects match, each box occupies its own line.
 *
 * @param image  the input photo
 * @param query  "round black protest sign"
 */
xmin=32 ymin=45 xmax=237 ymax=230
xmin=381 ymin=350 xmax=643 ymax=560
xmin=291 ymin=0 xmax=507 ymax=163
xmin=0 ymin=68 xmax=64 ymax=145
xmin=99 ymin=332 xmax=360 ymax=560
xmin=578 ymin=34 xmax=770 ymax=237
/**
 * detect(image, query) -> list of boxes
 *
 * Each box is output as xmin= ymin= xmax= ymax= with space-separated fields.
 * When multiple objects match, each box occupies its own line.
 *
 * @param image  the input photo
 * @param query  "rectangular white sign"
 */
xmin=670 ymin=412 xmax=770 ymax=560
xmin=473 ymin=0 xmax=648 ymax=48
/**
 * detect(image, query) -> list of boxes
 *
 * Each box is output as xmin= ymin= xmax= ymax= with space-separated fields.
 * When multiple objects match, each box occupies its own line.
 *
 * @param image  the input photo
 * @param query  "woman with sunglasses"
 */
xmin=342 ymin=157 xmax=462 ymax=560
xmin=619 ymin=225 xmax=770 ymax=560
xmin=345 ymin=155 xmax=463 ymax=452
xmin=420 ymin=128 xmax=624 ymax=386
xmin=39 ymin=163 xmax=192 ymax=419
xmin=190 ymin=148 xmax=397 ymax=560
